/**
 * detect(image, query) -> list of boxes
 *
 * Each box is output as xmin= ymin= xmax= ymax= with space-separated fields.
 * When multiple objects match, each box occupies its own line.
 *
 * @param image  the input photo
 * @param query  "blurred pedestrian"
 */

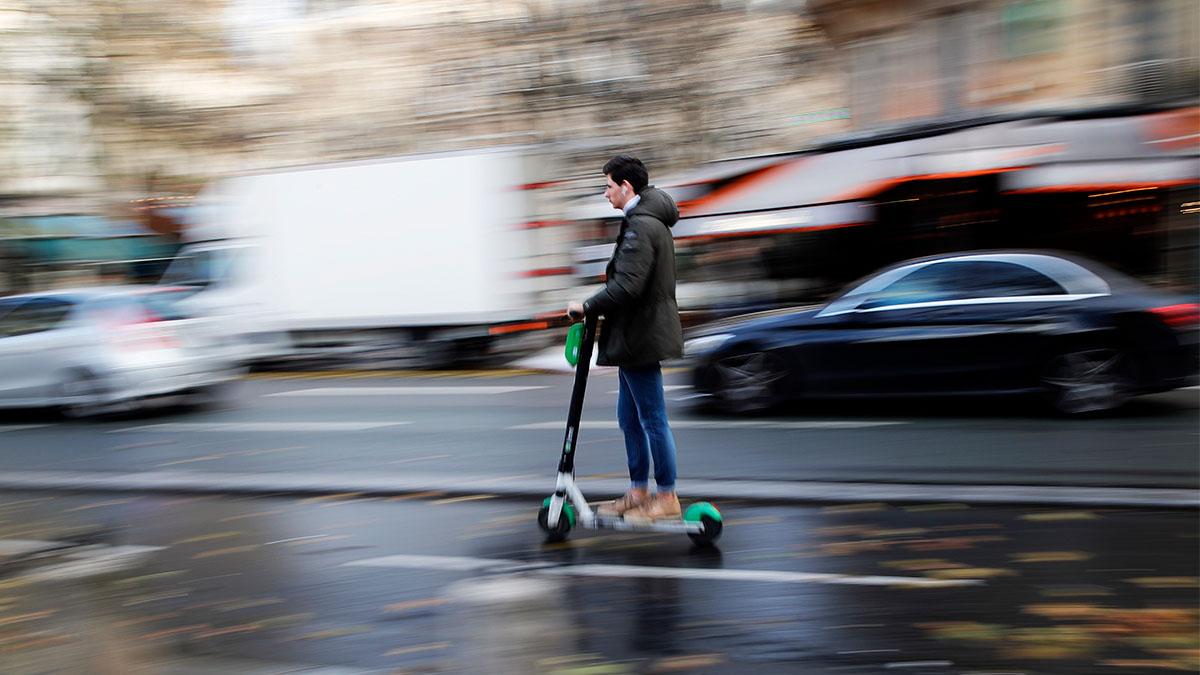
xmin=567 ymin=155 xmax=684 ymax=522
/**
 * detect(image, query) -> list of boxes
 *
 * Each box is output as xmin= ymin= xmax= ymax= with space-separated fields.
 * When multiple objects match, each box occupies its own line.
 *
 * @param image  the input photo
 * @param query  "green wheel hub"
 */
xmin=683 ymin=501 xmax=722 ymax=523
xmin=684 ymin=501 xmax=723 ymax=547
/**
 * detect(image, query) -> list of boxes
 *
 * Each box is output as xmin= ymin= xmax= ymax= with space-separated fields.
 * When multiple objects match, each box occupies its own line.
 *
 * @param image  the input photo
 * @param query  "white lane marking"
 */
xmin=1 ymin=541 xmax=165 ymax=581
xmin=509 ymin=420 xmax=908 ymax=430
xmin=885 ymin=662 xmax=954 ymax=669
xmin=114 ymin=422 xmax=412 ymax=433
xmin=606 ymin=385 xmax=693 ymax=394
xmin=263 ymin=534 xmax=331 ymax=546
xmin=0 ymin=425 xmax=48 ymax=432
xmin=343 ymin=553 xmax=979 ymax=587
xmin=267 ymin=386 xmax=548 ymax=397
xmin=347 ymin=554 xmax=501 ymax=572
xmin=26 ymin=545 xmax=165 ymax=581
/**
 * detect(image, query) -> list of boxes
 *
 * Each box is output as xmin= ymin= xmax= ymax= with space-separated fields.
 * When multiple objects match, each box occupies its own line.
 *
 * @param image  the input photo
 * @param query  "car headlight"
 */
xmin=683 ymin=333 xmax=734 ymax=358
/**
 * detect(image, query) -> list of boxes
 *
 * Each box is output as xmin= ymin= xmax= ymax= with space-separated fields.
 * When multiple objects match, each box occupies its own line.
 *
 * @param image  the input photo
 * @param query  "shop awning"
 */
xmin=674 ymin=202 xmax=873 ymax=240
xmin=1001 ymin=158 xmax=1199 ymax=193
xmin=569 ymin=106 xmax=1199 ymax=228
xmin=2 ymin=216 xmax=175 ymax=263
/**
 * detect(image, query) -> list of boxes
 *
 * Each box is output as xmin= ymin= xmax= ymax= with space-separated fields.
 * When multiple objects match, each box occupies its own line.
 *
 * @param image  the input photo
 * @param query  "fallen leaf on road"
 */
xmin=194 ymin=622 xmax=263 ymax=639
xmin=174 ymin=531 xmax=243 ymax=545
xmin=220 ymin=510 xmax=284 ymax=523
xmin=0 ymin=610 xmax=55 ymax=627
xmin=433 ymin=494 xmax=496 ymax=505
xmin=292 ymin=625 xmax=373 ymax=640
xmin=917 ymin=621 xmax=1006 ymax=641
xmin=1125 ymin=577 xmax=1199 ymax=589
xmin=1024 ymin=603 xmax=1105 ymax=619
xmin=113 ymin=571 xmax=185 ymax=587
xmin=65 ymin=498 xmax=137 ymax=512
xmin=648 ymin=653 xmax=725 ymax=672
xmin=883 ymin=559 xmax=967 ymax=572
xmin=1039 ymin=585 xmax=1114 ymax=598
xmin=1097 ymin=659 xmax=1191 ymax=670
xmin=387 ymin=492 xmax=444 ymax=502
xmin=216 ymin=598 xmax=285 ymax=612
xmin=384 ymin=642 xmax=449 ymax=656
xmin=927 ymin=567 xmax=1015 ymax=579
xmin=905 ymin=535 xmax=1007 ymax=551
xmin=1012 ymin=551 xmax=1093 ymax=563
xmin=1021 ymin=511 xmax=1098 ymax=521
xmin=193 ymin=545 xmax=260 ymax=559
xmin=384 ymin=598 xmax=447 ymax=613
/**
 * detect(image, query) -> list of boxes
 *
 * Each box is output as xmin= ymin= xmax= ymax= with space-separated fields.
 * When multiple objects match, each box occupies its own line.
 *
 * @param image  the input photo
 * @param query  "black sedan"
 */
xmin=686 ymin=251 xmax=1198 ymax=415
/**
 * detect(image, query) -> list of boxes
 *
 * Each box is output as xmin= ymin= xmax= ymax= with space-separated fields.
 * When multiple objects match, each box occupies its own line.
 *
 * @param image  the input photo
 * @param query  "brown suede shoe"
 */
xmin=622 ymin=491 xmax=682 ymax=523
xmin=597 ymin=488 xmax=649 ymax=518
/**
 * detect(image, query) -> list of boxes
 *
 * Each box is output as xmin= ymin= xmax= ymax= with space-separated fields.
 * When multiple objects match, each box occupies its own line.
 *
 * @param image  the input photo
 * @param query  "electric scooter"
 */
xmin=537 ymin=315 xmax=723 ymax=546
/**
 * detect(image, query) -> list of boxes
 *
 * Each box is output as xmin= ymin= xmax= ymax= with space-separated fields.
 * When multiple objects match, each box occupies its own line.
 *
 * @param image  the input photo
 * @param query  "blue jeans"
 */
xmin=617 ymin=364 xmax=678 ymax=491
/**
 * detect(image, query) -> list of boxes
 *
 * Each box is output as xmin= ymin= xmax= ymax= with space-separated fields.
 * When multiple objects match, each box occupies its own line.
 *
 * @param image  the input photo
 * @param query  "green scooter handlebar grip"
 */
xmin=564 ymin=322 xmax=584 ymax=366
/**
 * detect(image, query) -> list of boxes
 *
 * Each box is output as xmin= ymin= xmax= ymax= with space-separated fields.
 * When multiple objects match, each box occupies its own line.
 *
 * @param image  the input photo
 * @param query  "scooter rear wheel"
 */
xmin=538 ymin=502 xmax=574 ymax=543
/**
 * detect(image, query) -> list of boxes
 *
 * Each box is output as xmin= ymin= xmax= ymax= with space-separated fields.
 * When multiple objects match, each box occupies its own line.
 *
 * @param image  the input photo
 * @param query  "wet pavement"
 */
xmin=0 ymin=492 xmax=1196 ymax=674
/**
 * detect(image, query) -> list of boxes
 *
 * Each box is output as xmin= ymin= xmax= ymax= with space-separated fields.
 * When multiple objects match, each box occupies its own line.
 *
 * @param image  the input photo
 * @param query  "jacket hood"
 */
xmin=632 ymin=186 xmax=679 ymax=228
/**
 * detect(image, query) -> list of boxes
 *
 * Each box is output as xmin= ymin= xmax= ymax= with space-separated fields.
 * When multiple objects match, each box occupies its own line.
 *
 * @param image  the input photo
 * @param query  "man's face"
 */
xmin=604 ymin=174 xmax=632 ymax=211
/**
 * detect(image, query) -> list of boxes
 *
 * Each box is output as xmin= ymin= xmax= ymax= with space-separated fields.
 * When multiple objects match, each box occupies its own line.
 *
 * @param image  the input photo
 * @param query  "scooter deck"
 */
xmin=585 ymin=512 xmax=704 ymax=534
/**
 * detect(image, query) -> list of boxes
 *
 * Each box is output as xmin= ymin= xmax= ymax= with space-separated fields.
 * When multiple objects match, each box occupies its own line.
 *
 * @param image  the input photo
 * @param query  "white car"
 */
xmin=0 ymin=286 xmax=243 ymax=417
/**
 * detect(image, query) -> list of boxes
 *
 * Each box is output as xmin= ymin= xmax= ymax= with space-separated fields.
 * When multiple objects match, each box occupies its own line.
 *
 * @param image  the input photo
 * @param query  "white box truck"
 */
xmin=160 ymin=147 xmax=576 ymax=367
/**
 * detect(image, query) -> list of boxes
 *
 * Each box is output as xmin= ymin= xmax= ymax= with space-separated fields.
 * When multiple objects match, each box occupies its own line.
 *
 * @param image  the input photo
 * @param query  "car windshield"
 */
xmin=140 ymin=289 xmax=196 ymax=321
xmin=0 ymin=298 xmax=75 ymax=337
xmin=820 ymin=264 xmax=915 ymax=314
xmin=160 ymin=247 xmax=238 ymax=288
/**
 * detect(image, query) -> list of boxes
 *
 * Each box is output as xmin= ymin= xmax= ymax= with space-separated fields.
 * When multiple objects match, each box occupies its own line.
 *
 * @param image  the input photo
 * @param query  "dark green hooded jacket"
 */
xmin=582 ymin=186 xmax=683 ymax=367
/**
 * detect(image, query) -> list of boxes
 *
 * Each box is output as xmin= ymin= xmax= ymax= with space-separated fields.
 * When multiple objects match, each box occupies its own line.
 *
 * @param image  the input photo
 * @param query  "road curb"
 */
xmin=0 ymin=471 xmax=1195 ymax=508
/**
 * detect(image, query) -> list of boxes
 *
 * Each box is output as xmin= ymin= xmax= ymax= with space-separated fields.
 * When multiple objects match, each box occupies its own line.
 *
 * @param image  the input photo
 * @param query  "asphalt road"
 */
xmin=1 ymin=491 xmax=1196 ymax=674
xmin=0 ymin=371 xmax=1195 ymax=490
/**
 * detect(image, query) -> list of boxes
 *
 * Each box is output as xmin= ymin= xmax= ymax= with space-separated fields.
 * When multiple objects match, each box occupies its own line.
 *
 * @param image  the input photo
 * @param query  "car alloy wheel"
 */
xmin=1042 ymin=348 xmax=1130 ymax=415
xmin=713 ymin=350 xmax=785 ymax=414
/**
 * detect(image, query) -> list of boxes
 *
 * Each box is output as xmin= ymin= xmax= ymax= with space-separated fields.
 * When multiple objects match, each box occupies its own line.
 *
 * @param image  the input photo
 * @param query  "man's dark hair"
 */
xmin=603 ymin=154 xmax=649 ymax=194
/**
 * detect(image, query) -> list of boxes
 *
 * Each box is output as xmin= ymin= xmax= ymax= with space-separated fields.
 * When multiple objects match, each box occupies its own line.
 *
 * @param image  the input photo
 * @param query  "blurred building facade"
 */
xmin=2 ymin=1 xmax=847 ymax=201
xmin=810 ymin=0 xmax=1199 ymax=127
xmin=2 ymin=0 xmax=1196 ymax=300
xmin=0 ymin=0 xmax=849 ymax=292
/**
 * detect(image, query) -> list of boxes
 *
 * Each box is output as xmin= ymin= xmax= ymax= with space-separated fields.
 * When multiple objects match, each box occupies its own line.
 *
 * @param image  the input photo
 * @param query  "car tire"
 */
xmin=1041 ymin=347 xmax=1132 ymax=415
xmin=184 ymin=379 xmax=241 ymax=412
xmin=57 ymin=370 xmax=108 ymax=420
xmin=710 ymin=349 xmax=786 ymax=415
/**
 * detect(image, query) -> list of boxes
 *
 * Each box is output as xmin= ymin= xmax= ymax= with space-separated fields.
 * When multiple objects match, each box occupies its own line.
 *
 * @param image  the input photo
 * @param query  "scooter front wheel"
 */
xmin=538 ymin=499 xmax=574 ymax=543
xmin=684 ymin=502 xmax=723 ymax=547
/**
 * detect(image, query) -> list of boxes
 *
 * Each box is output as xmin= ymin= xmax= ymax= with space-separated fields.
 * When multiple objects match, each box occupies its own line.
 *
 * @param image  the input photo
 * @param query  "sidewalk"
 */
xmin=0 ymin=469 xmax=1194 ymax=508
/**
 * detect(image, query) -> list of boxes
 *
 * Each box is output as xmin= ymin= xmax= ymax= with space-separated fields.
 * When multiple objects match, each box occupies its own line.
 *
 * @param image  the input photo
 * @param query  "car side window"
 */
xmin=861 ymin=263 xmax=969 ymax=308
xmin=0 ymin=300 xmax=24 ymax=337
xmin=862 ymin=261 xmax=1067 ymax=309
xmin=0 ymin=299 xmax=74 ymax=337
xmin=968 ymin=261 xmax=1067 ymax=297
